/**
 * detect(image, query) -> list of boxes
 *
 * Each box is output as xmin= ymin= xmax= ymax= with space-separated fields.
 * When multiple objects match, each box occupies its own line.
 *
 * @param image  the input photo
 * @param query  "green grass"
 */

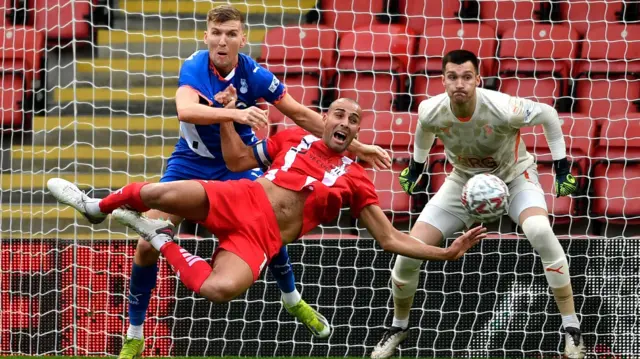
xmin=0 ymin=358 xmax=505 ymax=359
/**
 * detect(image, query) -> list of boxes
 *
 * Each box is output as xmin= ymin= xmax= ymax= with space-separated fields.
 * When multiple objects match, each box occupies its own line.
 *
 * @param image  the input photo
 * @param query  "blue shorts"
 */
xmin=160 ymin=162 xmax=263 ymax=183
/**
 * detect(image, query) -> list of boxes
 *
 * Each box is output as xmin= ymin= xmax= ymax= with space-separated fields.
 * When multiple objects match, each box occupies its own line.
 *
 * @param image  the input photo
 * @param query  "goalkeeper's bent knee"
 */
xmin=522 ymin=215 xmax=570 ymax=288
xmin=391 ymin=255 xmax=423 ymax=299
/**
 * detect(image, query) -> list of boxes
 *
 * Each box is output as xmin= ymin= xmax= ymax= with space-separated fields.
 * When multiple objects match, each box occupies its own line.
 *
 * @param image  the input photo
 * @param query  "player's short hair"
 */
xmin=442 ymin=49 xmax=479 ymax=74
xmin=207 ymin=5 xmax=244 ymax=25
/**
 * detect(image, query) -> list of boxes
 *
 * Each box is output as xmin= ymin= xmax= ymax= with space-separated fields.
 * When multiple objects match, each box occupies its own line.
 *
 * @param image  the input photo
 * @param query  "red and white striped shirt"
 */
xmin=253 ymin=127 xmax=379 ymax=236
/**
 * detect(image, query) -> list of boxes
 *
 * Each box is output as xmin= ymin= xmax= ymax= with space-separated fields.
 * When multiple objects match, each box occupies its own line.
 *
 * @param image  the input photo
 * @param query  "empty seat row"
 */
xmin=0 ymin=25 xmax=45 ymax=128
xmin=260 ymin=22 xmax=640 ymax=120
xmin=2 ymin=0 xmax=94 ymax=42
xmin=320 ymin=0 xmax=639 ymax=37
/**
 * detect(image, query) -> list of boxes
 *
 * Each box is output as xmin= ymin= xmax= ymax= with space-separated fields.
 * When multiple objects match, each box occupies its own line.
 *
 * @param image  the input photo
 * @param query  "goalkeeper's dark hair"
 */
xmin=442 ymin=49 xmax=479 ymax=74
xmin=207 ymin=5 xmax=244 ymax=25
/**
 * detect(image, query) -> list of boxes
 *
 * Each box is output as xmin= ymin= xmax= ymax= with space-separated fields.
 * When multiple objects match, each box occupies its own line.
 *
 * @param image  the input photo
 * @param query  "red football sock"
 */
xmin=160 ymin=242 xmax=212 ymax=294
xmin=99 ymin=182 xmax=151 ymax=214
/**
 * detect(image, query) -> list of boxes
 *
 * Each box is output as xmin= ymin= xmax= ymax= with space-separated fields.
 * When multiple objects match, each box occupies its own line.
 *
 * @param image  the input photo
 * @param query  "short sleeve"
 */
xmin=251 ymin=65 xmax=286 ymax=104
xmin=349 ymin=168 xmax=380 ymax=218
xmin=178 ymin=52 xmax=201 ymax=89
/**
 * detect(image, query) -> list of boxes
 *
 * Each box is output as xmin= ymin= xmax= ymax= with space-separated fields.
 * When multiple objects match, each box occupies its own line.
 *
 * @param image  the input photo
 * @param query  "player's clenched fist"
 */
xmin=553 ymin=158 xmax=578 ymax=197
xmin=235 ymin=107 xmax=268 ymax=129
xmin=398 ymin=159 xmax=426 ymax=195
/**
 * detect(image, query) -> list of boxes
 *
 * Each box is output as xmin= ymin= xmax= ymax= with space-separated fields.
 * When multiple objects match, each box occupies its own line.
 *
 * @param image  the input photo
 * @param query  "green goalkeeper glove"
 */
xmin=398 ymin=159 xmax=427 ymax=195
xmin=554 ymin=158 xmax=577 ymax=197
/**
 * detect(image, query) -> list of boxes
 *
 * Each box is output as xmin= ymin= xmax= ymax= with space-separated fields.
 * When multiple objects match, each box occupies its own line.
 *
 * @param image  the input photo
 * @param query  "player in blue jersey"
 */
xmin=118 ymin=5 xmax=391 ymax=359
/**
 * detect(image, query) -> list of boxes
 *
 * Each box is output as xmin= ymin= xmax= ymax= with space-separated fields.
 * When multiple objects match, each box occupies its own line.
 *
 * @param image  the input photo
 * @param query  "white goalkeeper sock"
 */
xmin=85 ymin=199 xmax=103 ymax=217
xmin=281 ymin=289 xmax=301 ymax=307
xmin=392 ymin=316 xmax=409 ymax=330
xmin=127 ymin=324 xmax=144 ymax=340
xmin=562 ymin=314 xmax=580 ymax=330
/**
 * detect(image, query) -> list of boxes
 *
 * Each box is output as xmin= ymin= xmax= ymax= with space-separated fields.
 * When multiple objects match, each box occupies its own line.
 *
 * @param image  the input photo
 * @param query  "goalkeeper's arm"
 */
xmin=398 ymin=121 xmax=435 ymax=195
xmin=520 ymin=102 xmax=577 ymax=197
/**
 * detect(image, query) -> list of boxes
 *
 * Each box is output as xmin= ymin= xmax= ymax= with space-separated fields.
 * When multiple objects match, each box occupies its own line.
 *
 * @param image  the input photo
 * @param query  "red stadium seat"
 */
xmin=412 ymin=23 xmax=498 ymax=77
xmin=411 ymin=75 xmax=445 ymax=109
xmin=357 ymin=112 xmax=418 ymax=159
xmin=592 ymin=163 xmax=640 ymax=225
xmin=594 ymin=115 xmax=640 ymax=161
xmin=336 ymin=24 xmax=416 ymax=113
xmin=319 ymin=0 xmax=385 ymax=36
xmin=398 ymin=0 xmax=461 ymax=35
xmin=31 ymin=0 xmax=92 ymax=42
xmin=479 ymin=0 xmax=545 ymax=36
xmin=497 ymin=76 xmax=560 ymax=107
xmin=560 ymin=0 xmax=625 ymax=37
xmin=259 ymin=26 xmax=335 ymax=130
xmin=573 ymin=24 xmax=640 ymax=118
xmin=259 ymin=25 xmax=337 ymax=86
xmin=498 ymin=23 xmax=579 ymax=97
xmin=1 ymin=74 xmax=24 ymax=127
xmin=0 ymin=25 xmax=46 ymax=88
xmin=592 ymin=115 xmax=640 ymax=225
xmin=574 ymin=76 xmax=640 ymax=120
xmin=364 ymin=163 xmax=412 ymax=222
xmin=574 ymin=24 xmax=640 ymax=76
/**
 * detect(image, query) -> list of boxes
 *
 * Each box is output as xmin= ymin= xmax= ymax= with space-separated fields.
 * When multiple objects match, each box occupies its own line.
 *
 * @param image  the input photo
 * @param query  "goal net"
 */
xmin=2 ymin=0 xmax=640 ymax=357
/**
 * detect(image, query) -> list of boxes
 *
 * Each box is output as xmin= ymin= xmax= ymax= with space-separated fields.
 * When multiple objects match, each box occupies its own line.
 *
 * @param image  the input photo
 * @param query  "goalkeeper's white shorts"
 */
xmin=417 ymin=165 xmax=548 ymax=238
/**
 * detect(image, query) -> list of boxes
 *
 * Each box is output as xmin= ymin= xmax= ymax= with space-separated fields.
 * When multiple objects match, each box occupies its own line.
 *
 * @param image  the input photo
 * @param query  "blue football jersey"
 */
xmin=168 ymin=50 xmax=286 ymax=179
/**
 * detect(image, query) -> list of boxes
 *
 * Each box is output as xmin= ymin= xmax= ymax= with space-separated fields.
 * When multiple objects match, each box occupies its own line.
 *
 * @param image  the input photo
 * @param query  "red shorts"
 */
xmin=194 ymin=179 xmax=282 ymax=281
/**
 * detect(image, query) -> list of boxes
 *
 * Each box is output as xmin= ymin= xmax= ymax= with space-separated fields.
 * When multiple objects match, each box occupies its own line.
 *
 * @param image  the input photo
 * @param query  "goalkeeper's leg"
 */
xmin=372 ymin=180 xmax=468 ymax=359
xmin=508 ymin=171 xmax=585 ymax=359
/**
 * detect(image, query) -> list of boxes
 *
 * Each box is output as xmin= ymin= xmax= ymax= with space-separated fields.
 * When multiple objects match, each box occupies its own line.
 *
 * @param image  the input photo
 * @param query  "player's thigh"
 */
xmin=141 ymin=181 xmax=209 ymax=223
xmin=200 ymin=250 xmax=255 ymax=303
xmin=507 ymin=167 xmax=548 ymax=225
xmin=217 ymin=168 xmax=263 ymax=181
xmin=416 ymin=178 xmax=472 ymax=241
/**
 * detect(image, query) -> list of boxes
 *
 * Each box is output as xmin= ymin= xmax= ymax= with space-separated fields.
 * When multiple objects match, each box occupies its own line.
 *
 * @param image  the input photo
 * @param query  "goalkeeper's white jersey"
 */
xmin=418 ymin=87 xmax=547 ymax=184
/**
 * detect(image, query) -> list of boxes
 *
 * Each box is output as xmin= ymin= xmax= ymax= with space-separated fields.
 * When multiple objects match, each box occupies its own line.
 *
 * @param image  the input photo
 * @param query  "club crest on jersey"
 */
xmin=240 ymin=78 xmax=248 ymax=94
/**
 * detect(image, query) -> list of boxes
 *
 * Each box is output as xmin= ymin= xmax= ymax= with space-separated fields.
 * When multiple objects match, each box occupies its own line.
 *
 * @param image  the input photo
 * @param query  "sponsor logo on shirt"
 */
xmin=268 ymin=76 xmax=280 ymax=93
xmin=457 ymin=156 xmax=498 ymax=168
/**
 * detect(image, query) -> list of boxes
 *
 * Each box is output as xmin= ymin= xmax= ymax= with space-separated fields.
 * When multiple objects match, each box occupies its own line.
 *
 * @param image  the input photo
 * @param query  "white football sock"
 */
xmin=392 ymin=317 xmax=409 ymax=330
xmin=127 ymin=324 xmax=144 ymax=340
xmin=85 ymin=199 xmax=103 ymax=217
xmin=562 ymin=314 xmax=580 ymax=330
xmin=282 ymin=289 xmax=302 ymax=307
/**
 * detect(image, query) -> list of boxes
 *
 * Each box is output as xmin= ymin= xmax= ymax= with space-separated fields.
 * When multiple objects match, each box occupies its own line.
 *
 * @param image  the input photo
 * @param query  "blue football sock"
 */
xmin=268 ymin=246 xmax=296 ymax=294
xmin=128 ymin=263 xmax=158 ymax=326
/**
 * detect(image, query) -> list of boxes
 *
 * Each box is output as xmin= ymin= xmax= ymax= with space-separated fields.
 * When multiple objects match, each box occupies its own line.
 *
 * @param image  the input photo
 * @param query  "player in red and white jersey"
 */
xmin=47 ymin=97 xmax=487 ymax=316
xmin=371 ymin=50 xmax=585 ymax=359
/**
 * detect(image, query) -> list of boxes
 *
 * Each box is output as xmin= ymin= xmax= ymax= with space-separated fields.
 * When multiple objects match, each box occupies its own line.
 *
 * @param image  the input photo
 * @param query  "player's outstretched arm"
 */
xmin=219 ymin=116 xmax=261 ymax=173
xmin=358 ymin=205 xmax=486 ymax=261
xmin=175 ymin=86 xmax=268 ymax=129
xmin=274 ymin=94 xmax=391 ymax=170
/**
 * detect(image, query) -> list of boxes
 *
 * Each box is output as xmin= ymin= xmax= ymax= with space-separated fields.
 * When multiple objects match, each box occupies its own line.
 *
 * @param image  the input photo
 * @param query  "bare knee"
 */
xmin=199 ymin=277 xmax=243 ymax=304
xmin=134 ymin=238 xmax=159 ymax=267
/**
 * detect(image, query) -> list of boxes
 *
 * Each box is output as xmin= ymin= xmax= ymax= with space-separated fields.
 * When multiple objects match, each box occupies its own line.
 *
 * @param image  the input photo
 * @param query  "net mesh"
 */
xmin=1 ymin=0 xmax=639 ymax=357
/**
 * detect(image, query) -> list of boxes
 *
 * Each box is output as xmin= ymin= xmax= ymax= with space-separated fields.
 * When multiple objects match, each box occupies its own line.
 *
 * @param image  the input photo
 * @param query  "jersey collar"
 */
xmin=209 ymin=59 xmax=238 ymax=82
